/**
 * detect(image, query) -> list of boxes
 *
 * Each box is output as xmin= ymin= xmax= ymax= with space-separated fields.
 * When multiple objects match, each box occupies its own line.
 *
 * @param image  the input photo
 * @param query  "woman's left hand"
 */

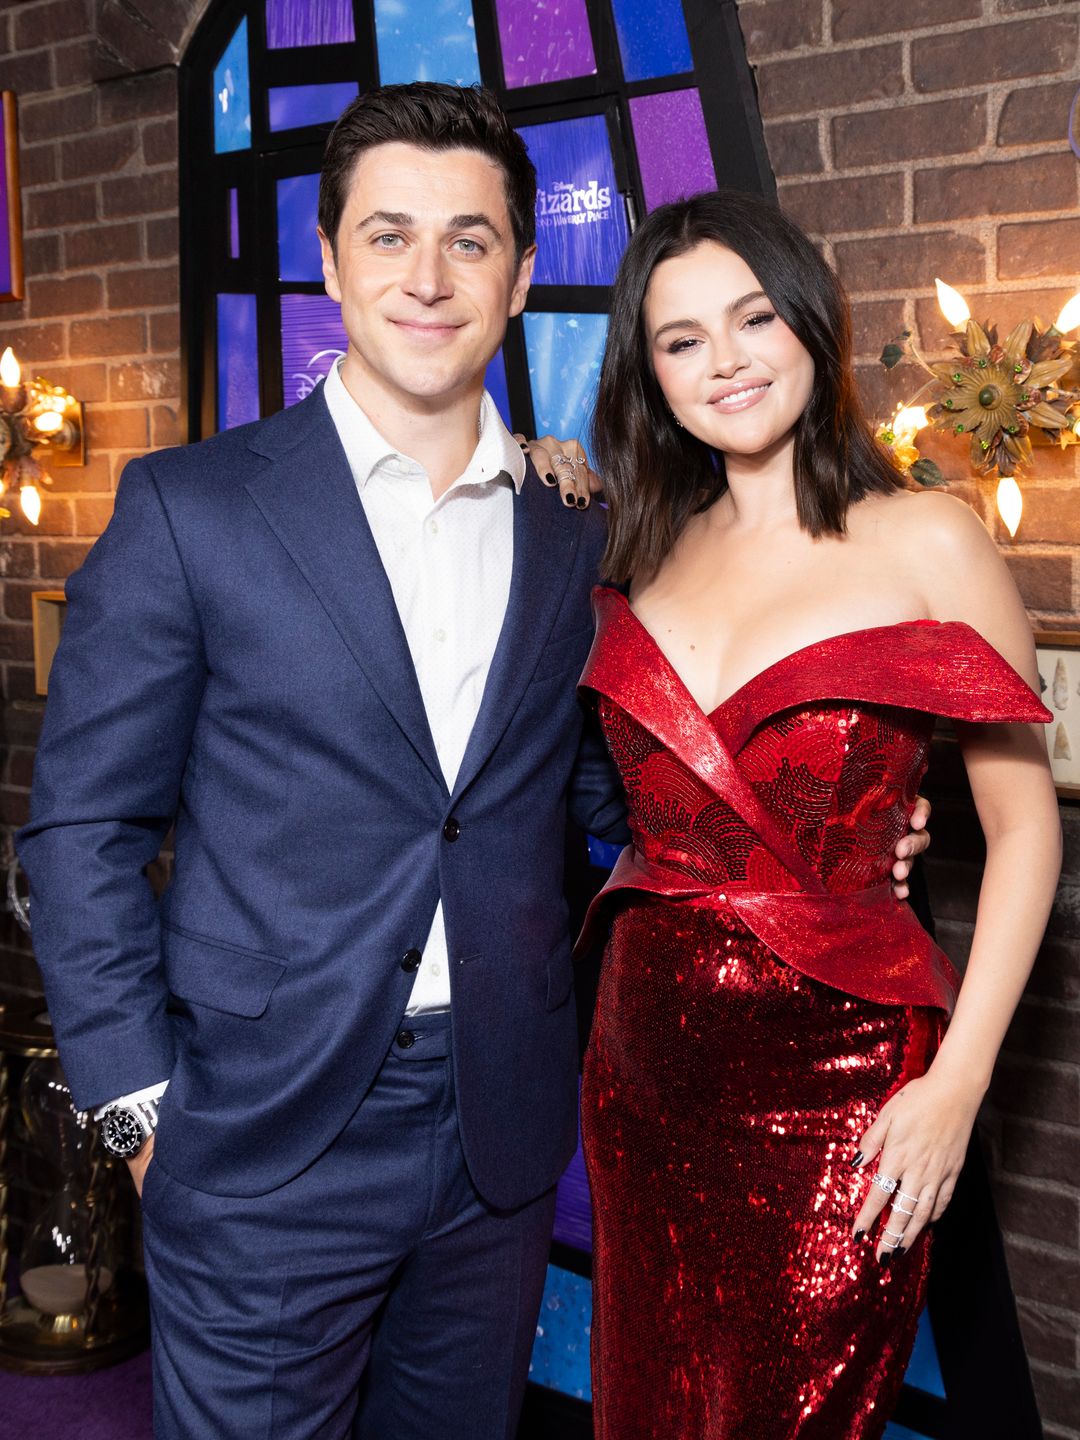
xmin=515 ymin=433 xmax=603 ymax=508
xmin=850 ymin=1066 xmax=983 ymax=1264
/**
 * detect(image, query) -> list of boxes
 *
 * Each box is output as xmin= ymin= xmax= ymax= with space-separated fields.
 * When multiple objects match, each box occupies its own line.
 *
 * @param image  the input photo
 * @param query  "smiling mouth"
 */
xmin=709 ymin=382 xmax=771 ymax=412
xmin=390 ymin=319 xmax=464 ymax=337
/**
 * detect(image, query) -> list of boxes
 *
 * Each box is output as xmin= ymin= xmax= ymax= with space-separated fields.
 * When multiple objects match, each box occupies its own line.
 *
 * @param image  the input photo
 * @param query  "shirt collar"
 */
xmin=323 ymin=358 xmax=525 ymax=495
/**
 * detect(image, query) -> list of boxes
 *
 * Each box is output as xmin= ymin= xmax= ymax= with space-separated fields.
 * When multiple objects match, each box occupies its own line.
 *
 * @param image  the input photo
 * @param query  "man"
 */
xmin=18 ymin=83 xmax=928 ymax=1439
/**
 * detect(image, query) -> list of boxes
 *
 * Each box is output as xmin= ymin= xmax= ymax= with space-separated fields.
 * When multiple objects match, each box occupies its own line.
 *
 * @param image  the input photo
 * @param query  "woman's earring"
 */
xmin=670 ymin=411 xmax=683 ymax=429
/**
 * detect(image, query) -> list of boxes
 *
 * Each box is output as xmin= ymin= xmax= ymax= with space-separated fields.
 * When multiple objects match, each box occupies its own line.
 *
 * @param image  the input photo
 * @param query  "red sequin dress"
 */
xmin=577 ymin=588 xmax=1049 ymax=1440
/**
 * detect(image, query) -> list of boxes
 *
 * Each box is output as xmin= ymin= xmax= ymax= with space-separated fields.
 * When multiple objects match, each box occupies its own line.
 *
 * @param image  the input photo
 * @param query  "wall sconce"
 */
xmin=878 ymin=285 xmax=1080 ymax=538
xmin=0 ymin=346 xmax=85 ymax=527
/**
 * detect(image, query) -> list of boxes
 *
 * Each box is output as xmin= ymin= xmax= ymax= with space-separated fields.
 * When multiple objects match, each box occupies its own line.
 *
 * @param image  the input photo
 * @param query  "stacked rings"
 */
xmin=871 ymin=1173 xmax=898 ymax=1195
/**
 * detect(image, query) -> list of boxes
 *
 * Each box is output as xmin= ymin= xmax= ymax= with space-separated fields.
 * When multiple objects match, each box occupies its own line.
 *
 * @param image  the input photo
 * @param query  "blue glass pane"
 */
xmin=228 ymin=188 xmax=240 ymax=260
xmin=587 ymin=835 xmax=621 ymax=870
xmin=902 ymin=1307 xmax=945 ymax=1398
xmin=280 ymin=294 xmax=348 ymax=409
xmin=268 ymin=81 xmax=360 ymax=132
xmin=484 ymin=349 xmax=511 ymax=431
xmin=884 ymin=1425 xmax=933 ymax=1440
xmin=528 ymin=1265 xmax=592 ymax=1400
xmin=266 ymin=0 xmax=355 ymax=48
xmin=523 ymin=312 xmax=608 ymax=442
xmin=277 ymin=174 xmax=322 ymax=282
xmin=213 ymin=18 xmax=251 ymax=154
xmin=611 ymin=0 xmax=693 ymax=82
xmin=374 ymin=0 xmax=481 ymax=86
xmin=553 ymin=1094 xmax=592 ymax=1253
xmin=518 ymin=116 xmax=629 ymax=287
xmin=217 ymin=293 xmax=260 ymax=431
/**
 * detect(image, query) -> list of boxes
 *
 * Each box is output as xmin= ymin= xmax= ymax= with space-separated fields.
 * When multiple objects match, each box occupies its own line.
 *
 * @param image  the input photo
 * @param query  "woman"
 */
xmin=577 ymin=190 xmax=1061 ymax=1439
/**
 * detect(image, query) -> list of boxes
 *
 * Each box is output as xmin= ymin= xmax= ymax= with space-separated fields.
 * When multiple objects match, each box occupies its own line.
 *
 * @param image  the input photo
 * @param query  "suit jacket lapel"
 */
xmin=451 ymin=467 xmax=580 ymax=803
xmin=244 ymin=390 xmax=445 ymax=791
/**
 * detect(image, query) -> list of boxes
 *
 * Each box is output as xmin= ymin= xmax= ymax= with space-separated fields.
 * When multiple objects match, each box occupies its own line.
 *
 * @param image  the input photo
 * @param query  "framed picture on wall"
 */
xmin=1035 ymin=632 xmax=1080 ymax=799
xmin=0 ymin=91 xmax=24 ymax=303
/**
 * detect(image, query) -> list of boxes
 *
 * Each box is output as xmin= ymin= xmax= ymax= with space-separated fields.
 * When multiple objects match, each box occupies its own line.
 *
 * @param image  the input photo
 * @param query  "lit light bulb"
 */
xmin=1054 ymin=290 xmax=1080 ymax=334
xmin=0 ymin=346 xmax=21 ymax=387
xmin=934 ymin=279 xmax=971 ymax=329
xmin=996 ymin=476 xmax=1022 ymax=538
xmin=892 ymin=405 xmax=929 ymax=440
xmin=33 ymin=411 xmax=63 ymax=435
xmin=20 ymin=484 xmax=41 ymax=526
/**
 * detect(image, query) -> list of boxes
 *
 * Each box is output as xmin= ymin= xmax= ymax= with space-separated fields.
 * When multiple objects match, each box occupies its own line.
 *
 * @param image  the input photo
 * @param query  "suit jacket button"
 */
xmin=401 ymin=948 xmax=422 ymax=972
xmin=396 ymin=1029 xmax=416 ymax=1049
xmin=442 ymin=818 xmax=460 ymax=842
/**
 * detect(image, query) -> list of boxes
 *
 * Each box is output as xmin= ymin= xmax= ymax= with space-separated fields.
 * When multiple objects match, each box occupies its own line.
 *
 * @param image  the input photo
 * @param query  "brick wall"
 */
xmin=737 ymin=1 xmax=1080 ymax=1433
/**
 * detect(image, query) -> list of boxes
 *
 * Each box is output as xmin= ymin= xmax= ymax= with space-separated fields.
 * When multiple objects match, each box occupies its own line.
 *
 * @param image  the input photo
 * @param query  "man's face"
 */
xmin=320 ymin=142 xmax=535 ymax=411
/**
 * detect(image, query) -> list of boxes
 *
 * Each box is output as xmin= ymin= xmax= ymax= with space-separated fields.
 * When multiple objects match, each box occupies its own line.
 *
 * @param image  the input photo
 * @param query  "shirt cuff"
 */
xmin=93 ymin=1080 xmax=169 ymax=1122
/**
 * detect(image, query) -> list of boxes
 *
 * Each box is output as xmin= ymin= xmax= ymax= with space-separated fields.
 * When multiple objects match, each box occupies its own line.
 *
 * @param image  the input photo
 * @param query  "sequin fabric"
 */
xmin=579 ymin=589 xmax=1050 ymax=1440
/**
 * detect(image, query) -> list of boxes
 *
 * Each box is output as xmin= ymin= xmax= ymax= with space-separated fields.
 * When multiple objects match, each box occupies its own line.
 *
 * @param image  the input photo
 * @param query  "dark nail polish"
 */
xmin=854 ymin=1229 xmax=865 ymax=1243
xmin=563 ymin=493 xmax=576 ymax=507
xmin=849 ymin=1151 xmax=864 ymax=1169
xmin=896 ymin=1247 xmax=906 ymax=1258
xmin=576 ymin=496 xmax=588 ymax=508
xmin=543 ymin=472 xmax=557 ymax=486
xmin=878 ymin=1251 xmax=892 ymax=1268
xmin=519 ymin=441 xmax=529 ymax=450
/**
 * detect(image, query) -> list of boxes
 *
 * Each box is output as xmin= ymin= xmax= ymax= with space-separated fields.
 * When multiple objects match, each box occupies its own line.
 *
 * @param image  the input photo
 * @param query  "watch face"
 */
xmin=101 ymin=1108 xmax=145 ymax=1158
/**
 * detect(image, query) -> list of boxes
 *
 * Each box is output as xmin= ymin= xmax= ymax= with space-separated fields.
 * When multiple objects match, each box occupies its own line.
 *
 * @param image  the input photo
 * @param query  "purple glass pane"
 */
xmin=228 ymin=188 xmax=240 ymax=260
xmin=280 ymin=294 xmax=348 ymax=409
xmin=518 ymin=115 xmax=629 ymax=286
xmin=265 ymin=0 xmax=355 ymax=48
xmin=629 ymin=88 xmax=717 ymax=212
xmin=217 ymin=293 xmax=260 ymax=432
xmin=277 ymin=174 xmax=322 ymax=282
xmin=268 ymin=81 xmax=360 ymax=132
xmin=484 ymin=349 xmax=511 ymax=432
xmin=495 ymin=0 xmax=596 ymax=88
xmin=552 ymin=1133 xmax=592 ymax=1252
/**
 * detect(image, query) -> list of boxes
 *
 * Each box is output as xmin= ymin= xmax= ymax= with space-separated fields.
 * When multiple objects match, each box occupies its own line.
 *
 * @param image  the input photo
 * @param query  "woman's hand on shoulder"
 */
xmin=515 ymin=433 xmax=603 ymax=509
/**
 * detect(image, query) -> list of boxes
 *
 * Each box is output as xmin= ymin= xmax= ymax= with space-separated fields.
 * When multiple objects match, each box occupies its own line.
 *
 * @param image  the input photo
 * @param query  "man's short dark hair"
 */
xmin=319 ymin=82 xmax=537 ymax=263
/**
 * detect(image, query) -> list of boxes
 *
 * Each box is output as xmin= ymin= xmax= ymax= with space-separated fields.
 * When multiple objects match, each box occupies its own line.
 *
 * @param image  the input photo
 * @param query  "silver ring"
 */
xmin=892 ymin=1197 xmax=917 ymax=1216
xmin=549 ymin=452 xmax=568 ymax=466
xmin=552 ymin=453 xmax=585 ymax=473
xmin=897 ymin=1190 xmax=919 ymax=1204
xmin=871 ymin=1173 xmax=898 ymax=1195
xmin=883 ymin=1226 xmax=906 ymax=1241
xmin=881 ymin=1232 xmax=904 ymax=1249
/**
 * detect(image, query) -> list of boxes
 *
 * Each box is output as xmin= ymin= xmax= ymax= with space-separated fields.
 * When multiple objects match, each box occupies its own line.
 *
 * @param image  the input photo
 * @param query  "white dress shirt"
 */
xmin=99 ymin=365 xmax=525 ymax=1116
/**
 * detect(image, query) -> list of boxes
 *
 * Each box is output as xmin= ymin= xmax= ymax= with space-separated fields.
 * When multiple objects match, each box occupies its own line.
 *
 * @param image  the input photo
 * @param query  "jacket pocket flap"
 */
xmin=163 ymin=927 xmax=286 ymax=1018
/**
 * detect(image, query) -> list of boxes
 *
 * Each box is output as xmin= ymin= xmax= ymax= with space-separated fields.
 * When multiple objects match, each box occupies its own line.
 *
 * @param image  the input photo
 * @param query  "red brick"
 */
xmin=762 ymin=119 xmax=823 ymax=177
xmin=145 ymin=217 xmax=179 ymax=261
xmin=85 ymin=407 xmax=150 ymax=451
xmin=994 ymin=1176 xmax=1080 ymax=1248
xmin=65 ymin=220 xmax=142 ymax=270
xmin=991 ymin=483 xmax=1080 ymax=547
xmin=0 ymin=49 xmax=53 ymax=95
xmin=36 ymin=361 xmax=108 ymax=405
xmin=834 ymin=230 xmax=985 ymax=295
xmin=999 ymin=219 xmax=1080 ymax=282
xmin=1031 ymin=1365 xmax=1080 ymax=1432
xmin=0 ymin=321 xmax=66 ymax=363
xmin=833 ymin=96 xmax=987 ymax=168
xmin=1005 ymin=996 xmax=1080 ymax=1064
xmin=1005 ymin=551 xmax=1075 ymax=612
xmin=0 ymin=786 xmax=31 ymax=826
xmin=74 ymin=496 xmax=115 ymax=536
xmin=26 ymin=181 xmax=97 ymax=231
xmin=0 ymin=622 xmax=34 ymax=662
xmin=0 ymin=540 xmax=39 ymax=580
xmin=915 ymin=153 xmax=1078 ymax=224
xmin=2 ymin=664 xmax=43 ymax=703
xmin=14 ymin=0 xmax=91 ymax=50
xmin=1003 ymin=1237 xmax=1080 ymax=1310
xmin=69 ymin=315 xmax=146 ymax=359
xmin=23 ymin=232 xmax=62 ymax=276
xmin=912 ymin=18 xmax=1078 ymax=93
xmin=151 ymin=405 xmax=183 ymax=448
xmin=738 ymin=0 xmax=822 ymax=58
xmin=27 ymin=272 xmax=102 ymax=319
xmin=5 ymin=747 xmax=35 ymax=789
xmin=142 ymin=117 xmax=177 ymax=168
xmin=98 ymin=68 xmax=177 ymax=126
xmin=150 ymin=311 xmax=180 ymax=355
xmin=1015 ymin=1301 xmax=1078 ymax=1370
xmin=46 ymin=452 xmax=113 ymax=494
xmin=998 ymin=81 xmax=1080 ymax=146
xmin=20 ymin=89 xmax=96 ymax=144
xmin=991 ymin=1054 xmax=1080 ymax=1126
xmin=106 ymin=265 xmax=179 ymax=311
xmin=914 ymin=287 xmax=1077 ymax=353
xmin=20 ymin=141 xmax=58 ymax=188
xmin=96 ymin=0 xmax=178 ymax=71
xmin=780 ymin=173 xmax=904 ymax=237
xmin=38 ymin=541 xmax=91 ymax=579
xmin=3 ymin=583 xmax=37 ymax=622
xmin=61 ymin=124 xmax=139 ymax=181
xmin=1 ymin=493 xmax=74 ymax=538
xmin=755 ymin=43 xmax=903 ymax=118
xmin=832 ymin=0 xmax=980 ymax=39
xmin=109 ymin=360 xmax=180 ymax=403
xmin=52 ymin=38 xmax=101 ymax=89
xmin=850 ymin=299 xmax=906 ymax=358
xmin=101 ymin=169 xmax=177 ymax=220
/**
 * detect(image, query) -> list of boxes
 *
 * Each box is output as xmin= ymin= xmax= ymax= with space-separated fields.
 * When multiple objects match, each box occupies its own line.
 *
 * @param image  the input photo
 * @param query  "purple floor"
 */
xmin=0 ymin=1349 xmax=152 ymax=1439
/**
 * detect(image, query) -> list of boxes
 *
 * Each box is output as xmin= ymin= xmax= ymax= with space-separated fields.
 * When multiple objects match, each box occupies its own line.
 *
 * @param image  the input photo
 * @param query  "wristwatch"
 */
xmin=99 ymin=1096 xmax=160 ymax=1159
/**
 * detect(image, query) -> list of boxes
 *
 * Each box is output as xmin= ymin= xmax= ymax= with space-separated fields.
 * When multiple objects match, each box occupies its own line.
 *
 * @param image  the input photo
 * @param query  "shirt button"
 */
xmin=434 ymin=627 xmax=446 ymax=643
xmin=400 ymin=948 xmax=422 ymax=972
xmin=396 ymin=1029 xmax=416 ymax=1049
xmin=430 ymin=962 xmax=441 ymax=977
xmin=443 ymin=818 xmax=460 ymax=842
xmin=429 ymin=519 xmax=439 ymax=534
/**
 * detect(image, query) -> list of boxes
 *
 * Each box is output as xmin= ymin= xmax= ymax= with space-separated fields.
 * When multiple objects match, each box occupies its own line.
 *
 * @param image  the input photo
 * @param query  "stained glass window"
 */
xmin=213 ymin=18 xmax=251 ymax=154
xmin=484 ymin=349 xmax=512 ymax=432
xmin=228 ymin=188 xmax=240 ymax=260
xmin=494 ymin=0 xmax=596 ymax=88
xmin=553 ymin=1114 xmax=592 ymax=1252
xmin=280 ymin=294 xmax=348 ymax=410
xmin=265 ymin=0 xmax=356 ymax=48
xmin=528 ymin=1265 xmax=593 ymax=1400
xmin=518 ymin=115 xmax=629 ymax=287
xmin=611 ymin=0 xmax=693 ymax=82
xmin=522 ymin=311 xmax=608 ymax=442
xmin=629 ymin=87 xmax=717 ymax=211
xmin=217 ymin=293 xmax=260 ymax=430
xmin=277 ymin=174 xmax=323 ymax=282
xmin=268 ymin=81 xmax=360 ymax=132
xmin=374 ymin=0 xmax=481 ymax=86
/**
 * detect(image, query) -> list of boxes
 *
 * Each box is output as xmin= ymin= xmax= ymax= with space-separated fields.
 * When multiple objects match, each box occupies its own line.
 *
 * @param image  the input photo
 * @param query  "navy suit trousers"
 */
xmin=141 ymin=1012 xmax=556 ymax=1439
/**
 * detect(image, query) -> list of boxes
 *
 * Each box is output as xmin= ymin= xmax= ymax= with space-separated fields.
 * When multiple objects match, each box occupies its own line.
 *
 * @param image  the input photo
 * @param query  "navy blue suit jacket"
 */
xmin=18 ymin=387 xmax=627 ymax=1205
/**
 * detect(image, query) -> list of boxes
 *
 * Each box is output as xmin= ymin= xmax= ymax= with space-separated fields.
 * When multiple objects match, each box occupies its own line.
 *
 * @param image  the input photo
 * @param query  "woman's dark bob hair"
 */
xmin=593 ymin=188 xmax=902 ymax=584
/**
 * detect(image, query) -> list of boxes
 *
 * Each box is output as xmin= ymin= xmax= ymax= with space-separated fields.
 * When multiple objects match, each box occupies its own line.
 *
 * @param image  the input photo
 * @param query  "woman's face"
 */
xmin=644 ymin=241 xmax=815 ymax=458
